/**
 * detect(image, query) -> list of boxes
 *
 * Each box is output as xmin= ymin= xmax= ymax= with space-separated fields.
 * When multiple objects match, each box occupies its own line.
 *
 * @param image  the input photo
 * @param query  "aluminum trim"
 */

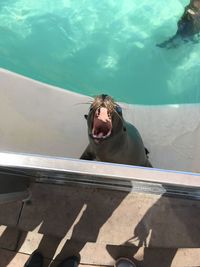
xmin=0 ymin=152 xmax=199 ymax=188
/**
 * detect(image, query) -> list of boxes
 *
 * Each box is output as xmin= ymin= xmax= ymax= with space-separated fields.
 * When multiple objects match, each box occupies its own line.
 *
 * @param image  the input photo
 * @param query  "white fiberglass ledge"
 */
xmin=0 ymin=151 xmax=199 ymax=189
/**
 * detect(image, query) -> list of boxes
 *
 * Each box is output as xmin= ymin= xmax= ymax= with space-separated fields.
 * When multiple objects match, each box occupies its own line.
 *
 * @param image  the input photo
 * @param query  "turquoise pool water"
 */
xmin=0 ymin=0 xmax=200 ymax=105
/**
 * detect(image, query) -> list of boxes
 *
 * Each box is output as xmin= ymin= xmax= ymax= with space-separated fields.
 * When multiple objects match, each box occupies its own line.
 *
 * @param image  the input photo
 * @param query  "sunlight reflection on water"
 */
xmin=0 ymin=0 xmax=199 ymax=104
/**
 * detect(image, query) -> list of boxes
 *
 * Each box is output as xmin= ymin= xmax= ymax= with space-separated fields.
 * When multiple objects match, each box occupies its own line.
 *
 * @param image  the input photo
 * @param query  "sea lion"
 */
xmin=157 ymin=0 xmax=200 ymax=48
xmin=80 ymin=94 xmax=152 ymax=167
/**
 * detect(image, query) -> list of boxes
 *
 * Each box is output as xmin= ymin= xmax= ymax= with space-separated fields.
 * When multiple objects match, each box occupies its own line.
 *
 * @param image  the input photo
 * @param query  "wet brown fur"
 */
xmin=91 ymin=95 xmax=116 ymax=113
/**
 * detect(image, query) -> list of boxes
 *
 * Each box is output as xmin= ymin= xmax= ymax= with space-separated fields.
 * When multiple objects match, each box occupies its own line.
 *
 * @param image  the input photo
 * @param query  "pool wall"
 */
xmin=0 ymin=68 xmax=199 ymax=173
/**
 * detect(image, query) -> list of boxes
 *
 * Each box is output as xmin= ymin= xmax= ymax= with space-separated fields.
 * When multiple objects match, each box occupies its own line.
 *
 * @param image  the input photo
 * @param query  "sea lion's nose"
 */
xmin=96 ymin=107 xmax=111 ymax=122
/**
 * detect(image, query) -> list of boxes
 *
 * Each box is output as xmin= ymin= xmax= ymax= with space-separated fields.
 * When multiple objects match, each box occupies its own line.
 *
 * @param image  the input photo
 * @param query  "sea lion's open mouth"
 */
xmin=91 ymin=107 xmax=112 ymax=140
xmin=92 ymin=120 xmax=112 ymax=139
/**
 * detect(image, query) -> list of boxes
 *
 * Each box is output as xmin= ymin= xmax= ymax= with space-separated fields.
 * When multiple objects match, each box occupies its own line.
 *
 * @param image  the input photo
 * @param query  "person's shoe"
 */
xmin=24 ymin=251 xmax=43 ymax=267
xmin=115 ymin=258 xmax=137 ymax=267
xmin=58 ymin=255 xmax=80 ymax=267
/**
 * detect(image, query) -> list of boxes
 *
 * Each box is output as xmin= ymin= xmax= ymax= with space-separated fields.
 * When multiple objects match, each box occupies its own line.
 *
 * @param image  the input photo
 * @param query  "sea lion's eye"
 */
xmin=115 ymin=105 xmax=122 ymax=115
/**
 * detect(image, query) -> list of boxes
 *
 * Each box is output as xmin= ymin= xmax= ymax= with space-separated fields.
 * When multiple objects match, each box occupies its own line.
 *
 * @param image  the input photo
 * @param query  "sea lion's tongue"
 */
xmin=97 ymin=132 xmax=104 ymax=138
xmin=92 ymin=107 xmax=112 ymax=138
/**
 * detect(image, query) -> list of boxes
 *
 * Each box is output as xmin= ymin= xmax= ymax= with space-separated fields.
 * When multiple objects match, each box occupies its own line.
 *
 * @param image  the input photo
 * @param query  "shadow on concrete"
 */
xmin=107 ymin=192 xmax=200 ymax=267
xmin=2 ymin=183 xmax=129 ymax=266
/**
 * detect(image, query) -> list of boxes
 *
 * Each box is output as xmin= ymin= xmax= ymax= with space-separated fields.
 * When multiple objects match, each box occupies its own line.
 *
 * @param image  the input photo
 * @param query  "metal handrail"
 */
xmin=0 ymin=152 xmax=199 ymax=200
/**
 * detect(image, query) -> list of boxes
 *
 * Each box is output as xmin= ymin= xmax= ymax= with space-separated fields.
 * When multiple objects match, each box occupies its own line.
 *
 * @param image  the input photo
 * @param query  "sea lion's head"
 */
xmin=178 ymin=0 xmax=200 ymax=37
xmin=85 ymin=94 xmax=125 ymax=144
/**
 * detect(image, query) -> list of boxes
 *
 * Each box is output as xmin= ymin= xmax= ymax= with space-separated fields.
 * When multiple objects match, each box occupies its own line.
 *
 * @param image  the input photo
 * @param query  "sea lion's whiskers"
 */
xmin=73 ymin=101 xmax=93 ymax=106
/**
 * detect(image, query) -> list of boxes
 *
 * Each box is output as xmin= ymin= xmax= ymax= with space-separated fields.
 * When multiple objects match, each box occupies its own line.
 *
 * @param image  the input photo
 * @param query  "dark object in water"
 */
xmin=157 ymin=0 xmax=200 ymax=49
xmin=80 ymin=94 xmax=152 ymax=167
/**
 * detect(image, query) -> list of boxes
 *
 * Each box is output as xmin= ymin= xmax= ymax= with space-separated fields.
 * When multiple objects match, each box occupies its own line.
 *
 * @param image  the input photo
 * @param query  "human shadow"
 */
xmin=107 ymin=190 xmax=200 ymax=267
xmin=13 ymin=181 xmax=129 ymax=265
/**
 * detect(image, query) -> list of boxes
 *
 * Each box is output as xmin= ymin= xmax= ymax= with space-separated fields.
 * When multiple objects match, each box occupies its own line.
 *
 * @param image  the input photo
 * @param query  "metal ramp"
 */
xmin=0 ymin=151 xmax=200 ymax=204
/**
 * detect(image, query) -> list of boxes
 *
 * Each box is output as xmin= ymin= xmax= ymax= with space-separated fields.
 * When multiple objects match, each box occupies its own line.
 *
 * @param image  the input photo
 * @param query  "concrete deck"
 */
xmin=0 ymin=183 xmax=200 ymax=267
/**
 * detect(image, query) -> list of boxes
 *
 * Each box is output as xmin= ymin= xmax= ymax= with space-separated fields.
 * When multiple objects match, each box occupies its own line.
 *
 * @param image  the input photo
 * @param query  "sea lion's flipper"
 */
xmin=156 ymin=34 xmax=179 ymax=49
xmin=80 ymin=145 xmax=95 ymax=160
xmin=144 ymin=148 xmax=153 ymax=167
xmin=145 ymin=147 xmax=149 ymax=156
xmin=156 ymin=39 xmax=170 ymax=48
